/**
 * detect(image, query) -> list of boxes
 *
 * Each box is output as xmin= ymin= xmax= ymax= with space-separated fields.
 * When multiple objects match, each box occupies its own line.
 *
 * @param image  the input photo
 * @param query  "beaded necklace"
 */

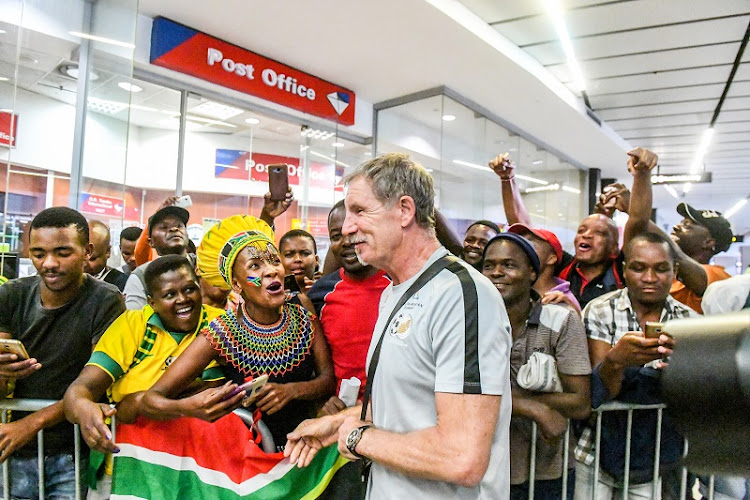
xmin=204 ymin=302 xmax=314 ymax=378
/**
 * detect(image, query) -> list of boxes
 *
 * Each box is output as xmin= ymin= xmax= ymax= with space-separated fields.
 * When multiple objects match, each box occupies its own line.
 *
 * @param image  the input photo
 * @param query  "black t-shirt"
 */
xmin=103 ymin=267 xmax=128 ymax=292
xmin=0 ymin=275 xmax=125 ymax=455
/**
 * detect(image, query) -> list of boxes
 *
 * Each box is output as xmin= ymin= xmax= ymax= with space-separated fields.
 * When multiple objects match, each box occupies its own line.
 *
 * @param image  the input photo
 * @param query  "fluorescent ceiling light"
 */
xmin=532 ymin=160 xmax=543 ymax=165
xmin=69 ymin=31 xmax=135 ymax=49
xmin=245 ymin=117 xmax=260 ymax=125
xmin=561 ymin=185 xmax=581 ymax=194
xmin=0 ymin=77 xmax=8 ymax=82
xmin=189 ymin=101 xmax=244 ymax=120
xmin=663 ymin=185 xmax=680 ymax=200
xmin=544 ymin=0 xmax=586 ymax=92
xmin=310 ymin=150 xmax=351 ymax=168
xmin=684 ymin=127 xmax=715 ymax=194
xmin=442 ymin=114 xmax=456 ymax=122
xmin=184 ymin=115 xmax=237 ymax=128
xmin=725 ymin=198 xmax=748 ymax=219
xmin=525 ymin=183 xmax=560 ymax=194
xmin=332 ymin=142 xmax=344 ymax=148
xmin=87 ymin=97 xmax=128 ymax=114
xmin=452 ymin=159 xmax=549 ymax=184
xmin=301 ymin=127 xmax=335 ymax=140
xmin=516 ymin=175 xmax=548 ymax=185
xmin=128 ymin=104 xmax=158 ymax=112
xmin=117 ymin=82 xmax=142 ymax=93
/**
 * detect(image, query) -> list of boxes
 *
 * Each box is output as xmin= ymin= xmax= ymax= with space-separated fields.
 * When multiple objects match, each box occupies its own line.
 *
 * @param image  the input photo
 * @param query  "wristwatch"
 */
xmin=345 ymin=424 xmax=372 ymax=459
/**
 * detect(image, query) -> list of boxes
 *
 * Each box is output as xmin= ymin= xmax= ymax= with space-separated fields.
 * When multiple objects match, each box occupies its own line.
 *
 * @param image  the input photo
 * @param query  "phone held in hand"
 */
xmin=174 ymin=195 xmax=193 ymax=209
xmin=224 ymin=374 xmax=269 ymax=403
xmin=268 ymin=164 xmax=289 ymax=201
xmin=0 ymin=339 xmax=29 ymax=360
xmin=644 ymin=321 xmax=665 ymax=339
xmin=284 ymin=275 xmax=301 ymax=293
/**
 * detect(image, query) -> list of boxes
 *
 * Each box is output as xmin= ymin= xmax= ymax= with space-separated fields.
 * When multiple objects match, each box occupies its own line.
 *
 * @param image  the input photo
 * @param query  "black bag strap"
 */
xmin=360 ymin=254 xmax=457 ymax=421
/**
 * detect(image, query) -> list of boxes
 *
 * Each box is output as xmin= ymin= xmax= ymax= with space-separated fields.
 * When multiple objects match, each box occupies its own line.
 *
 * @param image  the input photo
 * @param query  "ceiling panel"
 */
xmin=525 ymin=17 xmax=749 ymax=65
xmin=550 ymin=44 xmax=741 ymax=83
xmin=586 ymin=65 xmax=737 ymax=96
xmin=494 ymin=0 xmax=750 ymax=47
xmin=592 ymin=83 xmax=726 ymax=110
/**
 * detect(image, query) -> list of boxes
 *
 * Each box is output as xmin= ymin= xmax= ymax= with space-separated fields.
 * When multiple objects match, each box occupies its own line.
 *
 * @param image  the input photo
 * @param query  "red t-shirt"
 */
xmin=308 ymin=268 xmax=390 ymax=399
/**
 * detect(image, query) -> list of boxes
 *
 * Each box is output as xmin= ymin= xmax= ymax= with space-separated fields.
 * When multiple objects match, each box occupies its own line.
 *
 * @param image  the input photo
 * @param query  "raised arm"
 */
xmin=434 ymin=210 xmax=463 ymax=256
xmin=623 ymin=148 xmax=708 ymax=295
xmin=489 ymin=153 xmax=531 ymax=225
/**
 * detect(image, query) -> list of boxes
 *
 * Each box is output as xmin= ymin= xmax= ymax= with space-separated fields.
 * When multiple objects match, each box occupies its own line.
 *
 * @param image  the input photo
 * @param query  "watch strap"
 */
xmin=347 ymin=424 xmax=372 ymax=460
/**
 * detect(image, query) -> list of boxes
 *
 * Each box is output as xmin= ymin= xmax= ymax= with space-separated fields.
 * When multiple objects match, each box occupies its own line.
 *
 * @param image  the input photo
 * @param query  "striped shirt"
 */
xmin=575 ymin=288 xmax=699 ymax=465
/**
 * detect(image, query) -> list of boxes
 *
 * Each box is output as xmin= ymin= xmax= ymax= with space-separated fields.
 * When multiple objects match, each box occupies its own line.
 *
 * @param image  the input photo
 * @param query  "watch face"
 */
xmin=346 ymin=428 xmax=361 ymax=450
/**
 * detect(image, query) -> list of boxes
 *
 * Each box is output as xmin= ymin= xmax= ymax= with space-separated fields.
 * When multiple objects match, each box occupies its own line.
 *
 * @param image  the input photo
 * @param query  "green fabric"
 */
xmin=201 ymin=366 xmax=224 ymax=381
xmin=88 ymin=352 xmax=124 ymax=382
xmin=86 ymin=449 xmax=106 ymax=490
xmin=111 ymin=445 xmax=345 ymax=499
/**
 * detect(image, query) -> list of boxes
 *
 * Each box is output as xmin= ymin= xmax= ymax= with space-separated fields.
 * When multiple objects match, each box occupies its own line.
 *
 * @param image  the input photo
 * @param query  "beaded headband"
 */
xmin=218 ymin=230 xmax=276 ymax=287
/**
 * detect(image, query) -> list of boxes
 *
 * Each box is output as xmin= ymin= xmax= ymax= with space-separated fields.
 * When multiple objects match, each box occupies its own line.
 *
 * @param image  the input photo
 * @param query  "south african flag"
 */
xmin=110 ymin=413 xmax=345 ymax=499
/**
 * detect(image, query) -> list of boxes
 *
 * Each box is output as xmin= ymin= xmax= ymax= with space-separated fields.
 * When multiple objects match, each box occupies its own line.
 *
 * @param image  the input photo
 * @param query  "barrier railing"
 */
xmin=0 ymin=398 xmax=82 ymax=500
xmin=0 ymin=399 xmax=274 ymax=500
xmin=526 ymin=401 xmax=720 ymax=500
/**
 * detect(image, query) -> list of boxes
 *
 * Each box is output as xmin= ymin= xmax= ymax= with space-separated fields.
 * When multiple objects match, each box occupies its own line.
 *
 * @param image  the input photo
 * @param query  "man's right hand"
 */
xmin=284 ymin=415 xmax=342 ymax=467
xmin=0 ymin=354 xmax=41 ymax=379
xmin=77 ymin=400 xmax=119 ymax=454
xmin=489 ymin=153 xmax=515 ymax=180
xmin=627 ymin=147 xmax=658 ymax=173
xmin=606 ymin=332 xmax=664 ymax=368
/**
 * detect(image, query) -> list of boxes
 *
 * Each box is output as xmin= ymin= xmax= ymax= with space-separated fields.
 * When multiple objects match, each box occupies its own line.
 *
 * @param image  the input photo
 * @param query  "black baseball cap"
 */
xmin=676 ymin=202 xmax=733 ymax=253
xmin=483 ymin=232 xmax=541 ymax=284
xmin=148 ymin=206 xmax=189 ymax=236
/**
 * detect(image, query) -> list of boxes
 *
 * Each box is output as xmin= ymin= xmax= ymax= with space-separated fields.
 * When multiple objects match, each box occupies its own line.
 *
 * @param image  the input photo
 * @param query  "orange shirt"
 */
xmin=670 ymin=264 xmax=731 ymax=314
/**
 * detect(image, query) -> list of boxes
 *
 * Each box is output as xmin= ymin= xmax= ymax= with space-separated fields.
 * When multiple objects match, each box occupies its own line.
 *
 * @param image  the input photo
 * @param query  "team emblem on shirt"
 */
xmin=389 ymin=313 xmax=412 ymax=340
xmin=165 ymin=356 xmax=175 ymax=368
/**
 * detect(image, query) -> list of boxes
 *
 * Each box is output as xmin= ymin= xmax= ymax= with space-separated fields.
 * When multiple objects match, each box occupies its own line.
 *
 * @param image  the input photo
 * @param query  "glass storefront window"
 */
xmin=375 ymin=90 xmax=585 ymax=249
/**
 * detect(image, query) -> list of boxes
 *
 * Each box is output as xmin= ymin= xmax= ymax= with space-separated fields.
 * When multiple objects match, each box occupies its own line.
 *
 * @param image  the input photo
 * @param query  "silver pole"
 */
xmin=528 ymin=421 xmax=537 ymax=500
xmin=68 ymin=0 xmax=95 ymax=209
xmin=175 ymin=90 xmax=188 ymax=196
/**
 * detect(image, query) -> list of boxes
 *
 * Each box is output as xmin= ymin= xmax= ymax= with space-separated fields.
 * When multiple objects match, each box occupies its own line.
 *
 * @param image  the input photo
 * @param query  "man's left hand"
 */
xmin=0 ymin=420 xmax=37 ymax=462
xmin=337 ymin=416 xmax=370 ymax=461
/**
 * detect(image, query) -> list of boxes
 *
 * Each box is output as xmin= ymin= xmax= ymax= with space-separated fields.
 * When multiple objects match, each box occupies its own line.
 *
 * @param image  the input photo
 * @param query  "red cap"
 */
xmin=507 ymin=223 xmax=563 ymax=263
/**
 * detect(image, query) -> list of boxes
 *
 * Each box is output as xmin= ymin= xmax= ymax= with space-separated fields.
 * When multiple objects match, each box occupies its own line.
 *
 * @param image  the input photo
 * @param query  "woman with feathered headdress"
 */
xmin=138 ymin=215 xmax=335 ymax=450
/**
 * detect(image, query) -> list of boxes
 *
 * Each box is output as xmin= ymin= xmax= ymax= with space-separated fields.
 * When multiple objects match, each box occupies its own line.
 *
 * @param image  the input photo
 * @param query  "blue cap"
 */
xmin=482 ymin=232 xmax=541 ymax=283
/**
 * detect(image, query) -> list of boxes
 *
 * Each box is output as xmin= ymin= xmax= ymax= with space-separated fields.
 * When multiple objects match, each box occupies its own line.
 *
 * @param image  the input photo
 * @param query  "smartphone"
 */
xmin=226 ymin=374 xmax=269 ymax=402
xmin=268 ymin=163 xmax=289 ymax=201
xmin=0 ymin=339 xmax=29 ymax=360
xmin=284 ymin=274 xmax=301 ymax=293
xmin=644 ymin=321 xmax=665 ymax=339
xmin=174 ymin=195 xmax=193 ymax=209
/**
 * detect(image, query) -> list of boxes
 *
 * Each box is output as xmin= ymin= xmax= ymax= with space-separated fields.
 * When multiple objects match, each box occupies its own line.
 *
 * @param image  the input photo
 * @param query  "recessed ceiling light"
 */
xmin=245 ymin=117 xmax=260 ymax=125
xmin=532 ymin=160 xmax=544 ymax=165
xmin=442 ymin=114 xmax=456 ymax=122
xmin=332 ymin=142 xmax=344 ymax=148
xmin=117 ymin=82 xmax=143 ymax=93
xmin=0 ymin=77 xmax=8 ymax=82
xmin=0 ymin=30 xmax=6 ymax=35
xmin=60 ymin=64 xmax=99 ymax=81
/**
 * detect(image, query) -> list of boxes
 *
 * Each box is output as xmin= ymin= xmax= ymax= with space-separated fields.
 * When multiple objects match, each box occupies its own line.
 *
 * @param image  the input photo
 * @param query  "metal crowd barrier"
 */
xmin=526 ymin=401 xmax=721 ymax=500
xmin=0 ymin=398 xmax=82 ymax=500
xmin=0 ymin=399 xmax=275 ymax=500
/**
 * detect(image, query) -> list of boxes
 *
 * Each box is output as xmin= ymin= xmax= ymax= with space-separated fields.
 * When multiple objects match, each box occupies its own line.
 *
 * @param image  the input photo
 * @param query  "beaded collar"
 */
xmin=204 ymin=302 xmax=314 ymax=378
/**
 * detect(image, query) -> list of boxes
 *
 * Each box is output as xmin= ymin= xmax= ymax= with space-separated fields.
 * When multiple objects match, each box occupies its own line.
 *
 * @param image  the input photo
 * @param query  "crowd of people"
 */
xmin=0 ymin=147 xmax=744 ymax=499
